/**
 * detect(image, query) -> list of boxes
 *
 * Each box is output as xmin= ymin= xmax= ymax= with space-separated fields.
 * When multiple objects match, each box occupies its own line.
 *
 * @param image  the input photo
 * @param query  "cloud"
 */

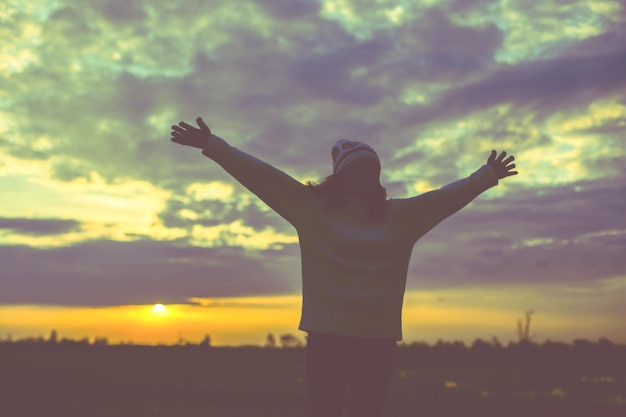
xmin=374 ymin=8 xmax=503 ymax=83
xmin=0 ymin=218 xmax=81 ymax=236
xmin=1 ymin=176 xmax=623 ymax=307
xmin=158 ymin=195 xmax=293 ymax=234
xmin=406 ymin=177 xmax=626 ymax=288
xmin=397 ymin=46 xmax=626 ymax=127
xmin=91 ymin=0 xmax=147 ymax=22
xmin=1 ymin=0 xmax=625 ymax=317
xmin=256 ymin=0 xmax=321 ymax=19
xmin=287 ymin=36 xmax=390 ymax=105
xmin=0 ymin=240 xmax=301 ymax=306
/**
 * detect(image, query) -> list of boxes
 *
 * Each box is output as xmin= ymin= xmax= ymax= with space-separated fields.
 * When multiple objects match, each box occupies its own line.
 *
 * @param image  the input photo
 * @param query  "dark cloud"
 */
xmin=256 ymin=0 xmax=321 ymax=19
xmin=0 ymin=240 xmax=301 ymax=306
xmin=567 ymin=26 xmax=626 ymax=57
xmin=445 ymin=0 xmax=493 ymax=16
xmin=0 ymin=136 xmax=49 ymax=161
xmin=287 ymin=37 xmax=390 ymax=105
xmin=398 ymin=46 xmax=626 ymax=126
xmin=406 ymin=178 xmax=626 ymax=288
xmin=243 ymin=118 xmax=387 ymax=174
xmin=579 ymin=117 xmax=626 ymax=136
xmin=49 ymin=157 xmax=92 ymax=182
xmin=115 ymin=72 xmax=161 ymax=121
xmin=42 ymin=7 xmax=95 ymax=52
xmin=158 ymin=196 xmax=294 ymax=234
xmin=187 ymin=298 xmax=296 ymax=309
xmin=376 ymin=8 xmax=503 ymax=83
xmin=0 ymin=218 xmax=81 ymax=235
xmin=91 ymin=0 xmax=147 ymax=22
xmin=3 ymin=176 xmax=624 ymax=307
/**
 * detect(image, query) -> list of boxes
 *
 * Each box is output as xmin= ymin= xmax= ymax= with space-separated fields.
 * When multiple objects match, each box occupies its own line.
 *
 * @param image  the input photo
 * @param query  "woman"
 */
xmin=170 ymin=117 xmax=517 ymax=417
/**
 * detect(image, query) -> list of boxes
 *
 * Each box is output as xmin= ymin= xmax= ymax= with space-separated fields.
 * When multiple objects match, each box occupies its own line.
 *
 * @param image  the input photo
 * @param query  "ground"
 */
xmin=1 ymin=343 xmax=624 ymax=417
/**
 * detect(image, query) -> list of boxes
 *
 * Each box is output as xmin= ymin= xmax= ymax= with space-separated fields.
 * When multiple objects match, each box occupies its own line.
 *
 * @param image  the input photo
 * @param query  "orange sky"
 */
xmin=2 ymin=286 xmax=623 ymax=346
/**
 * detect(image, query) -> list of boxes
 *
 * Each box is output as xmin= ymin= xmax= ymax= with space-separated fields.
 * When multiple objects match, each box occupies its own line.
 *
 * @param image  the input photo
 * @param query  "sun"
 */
xmin=148 ymin=303 xmax=172 ymax=319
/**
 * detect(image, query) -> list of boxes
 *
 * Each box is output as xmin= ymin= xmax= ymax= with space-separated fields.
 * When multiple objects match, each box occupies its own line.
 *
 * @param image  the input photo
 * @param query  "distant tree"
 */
xmin=198 ymin=334 xmax=212 ymax=348
xmin=541 ymin=339 xmax=569 ymax=357
xmin=48 ymin=329 xmax=58 ymax=344
xmin=280 ymin=333 xmax=302 ymax=348
xmin=93 ymin=337 xmax=109 ymax=346
xmin=517 ymin=310 xmax=536 ymax=343
xmin=265 ymin=333 xmax=277 ymax=348
xmin=407 ymin=341 xmax=430 ymax=353
xmin=60 ymin=336 xmax=89 ymax=347
xmin=470 ymin=338 xmax=494 ymax=354
xmin=491 ymin=336 xmax=504 ymax=350
xmin=450 ymin=340 xmax=466 ymax=353
xmin=573 ymin=338 xmax=594 ymax=351
xmin=598 ymin=337 xmax=614 ymax=349
xmin=433 ymin=339 xmax=467 ymax=354
xmin=19 ymin=336 xmax=44 ymax=344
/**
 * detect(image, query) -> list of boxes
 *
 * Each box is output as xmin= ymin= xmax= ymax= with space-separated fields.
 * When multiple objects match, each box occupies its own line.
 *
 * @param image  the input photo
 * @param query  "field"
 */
xmin=1 ymin=343 xmax=624 ymax=417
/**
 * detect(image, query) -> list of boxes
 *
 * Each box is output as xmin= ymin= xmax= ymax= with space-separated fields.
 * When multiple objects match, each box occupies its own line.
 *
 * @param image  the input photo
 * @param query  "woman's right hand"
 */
xmin=487 ymin=150 xmax=518 ymax=180
xmin=171 ymin=117 xmax=212 ymax=149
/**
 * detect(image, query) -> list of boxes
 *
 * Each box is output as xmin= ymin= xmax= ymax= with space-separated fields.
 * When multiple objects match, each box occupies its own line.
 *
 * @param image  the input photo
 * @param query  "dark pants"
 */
xmin=306 ymin=331 xmax=397 ymax=417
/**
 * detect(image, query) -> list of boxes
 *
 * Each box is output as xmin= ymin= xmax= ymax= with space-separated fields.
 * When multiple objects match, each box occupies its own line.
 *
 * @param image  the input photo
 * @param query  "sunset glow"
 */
xmin=152 ymin=303 xmax=166 ymax=314
xmin=1 ymin=284 xmax=623 ymax=346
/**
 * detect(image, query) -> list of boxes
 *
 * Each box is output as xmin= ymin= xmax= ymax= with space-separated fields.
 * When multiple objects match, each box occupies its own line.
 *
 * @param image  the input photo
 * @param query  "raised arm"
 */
xmin=171 ymin=117 xmax=314 ymax=227
xmin=394 ymin=150 xmax=517 ymax=239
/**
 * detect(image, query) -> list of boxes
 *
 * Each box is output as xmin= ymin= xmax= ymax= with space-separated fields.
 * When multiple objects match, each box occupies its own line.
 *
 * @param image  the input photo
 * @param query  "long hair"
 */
xmin=306 ymin=171 xmax=388 ymax=223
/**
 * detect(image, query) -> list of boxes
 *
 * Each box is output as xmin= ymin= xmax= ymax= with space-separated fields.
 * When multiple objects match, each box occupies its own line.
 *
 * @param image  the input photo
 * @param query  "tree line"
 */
xmin=1 ymin=329 xmax=623 ymax=355
xmin=1 ymin=310 xmax=621 ymax=353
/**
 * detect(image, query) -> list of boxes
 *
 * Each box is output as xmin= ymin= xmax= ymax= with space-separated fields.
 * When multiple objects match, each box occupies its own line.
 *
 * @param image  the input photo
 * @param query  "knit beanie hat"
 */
xmin=331 ymin=139 xmax=380 ymax=175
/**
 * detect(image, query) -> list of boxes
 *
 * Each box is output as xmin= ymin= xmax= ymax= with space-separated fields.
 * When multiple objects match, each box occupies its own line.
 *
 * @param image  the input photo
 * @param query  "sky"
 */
xmin=1 ymin=0 xmax=625 ymax=346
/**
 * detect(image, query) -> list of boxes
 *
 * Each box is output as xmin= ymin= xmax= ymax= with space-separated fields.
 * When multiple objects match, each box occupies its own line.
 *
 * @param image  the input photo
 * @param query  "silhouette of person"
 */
xmin=170 ymin=118 xmax=518 ymax=417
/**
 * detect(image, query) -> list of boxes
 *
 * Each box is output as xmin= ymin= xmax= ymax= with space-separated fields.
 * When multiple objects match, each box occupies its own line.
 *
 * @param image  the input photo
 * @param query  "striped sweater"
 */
xmin=202 ymin=135 xmax=499 ymax=340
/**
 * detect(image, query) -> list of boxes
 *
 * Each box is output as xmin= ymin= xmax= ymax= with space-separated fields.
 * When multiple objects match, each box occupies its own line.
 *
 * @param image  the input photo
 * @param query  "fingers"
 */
xmin=489 ymin=151 xmax=516 ymax=165
xmin=179 ymin=121 xmax=195 ymax=130
xmin=171 ymin=118 xmax=209 ymax=134
xmin=486 ymin=150 xmax=519 ymax=179
xmin=197 ymin=117 xmax=211 ymax=132
xmin=170 ymin=124 xmax=190 ymax=146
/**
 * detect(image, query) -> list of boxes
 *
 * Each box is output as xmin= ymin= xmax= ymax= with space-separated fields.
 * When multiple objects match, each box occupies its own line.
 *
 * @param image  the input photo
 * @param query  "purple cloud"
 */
xmin=256 ymin=0 xmax=321 ymax=19
xmin=398 ymin=46 xmax=626 ymax=126
xmin=0 ymin=240 xmax=301 ymax=306
xmin=0 ymin=218 xmax=81 ymax=236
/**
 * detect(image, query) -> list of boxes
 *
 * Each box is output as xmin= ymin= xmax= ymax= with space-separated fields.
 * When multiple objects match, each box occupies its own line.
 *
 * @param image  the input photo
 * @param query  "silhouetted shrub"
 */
xmin=265 ymin=333 xmax=277 ymax=348
xmin=280 ymin=334 xmax=302 ymax=348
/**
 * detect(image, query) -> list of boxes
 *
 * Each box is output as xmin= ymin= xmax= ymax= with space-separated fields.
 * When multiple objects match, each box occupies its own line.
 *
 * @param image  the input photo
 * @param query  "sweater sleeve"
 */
xmin=394 ymin=165 xmax=499 ymax=240
xmin=201 ymin=134 xmax=314 ymax=227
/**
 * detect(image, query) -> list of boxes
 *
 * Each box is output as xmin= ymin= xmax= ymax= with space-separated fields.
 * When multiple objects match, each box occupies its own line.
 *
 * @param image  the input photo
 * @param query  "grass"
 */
xmin=1 ymin=343 xmax=624 ymax=417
